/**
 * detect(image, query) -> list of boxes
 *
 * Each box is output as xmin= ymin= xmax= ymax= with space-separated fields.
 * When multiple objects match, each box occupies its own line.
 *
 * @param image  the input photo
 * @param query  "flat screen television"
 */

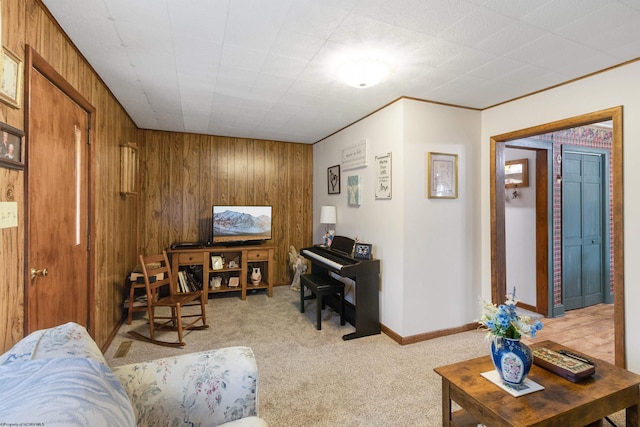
xmin=211 ymin=205 xmax=272 ymax=245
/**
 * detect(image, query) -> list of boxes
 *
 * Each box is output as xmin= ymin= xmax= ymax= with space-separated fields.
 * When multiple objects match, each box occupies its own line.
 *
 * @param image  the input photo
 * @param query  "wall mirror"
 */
xmin=505 ymin=158 xmax=528 ymax=188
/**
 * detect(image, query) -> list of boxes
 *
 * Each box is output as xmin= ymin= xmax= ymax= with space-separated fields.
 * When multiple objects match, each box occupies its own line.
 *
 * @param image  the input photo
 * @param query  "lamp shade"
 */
xmin=319 ymin=205 xmax=337 ymax=224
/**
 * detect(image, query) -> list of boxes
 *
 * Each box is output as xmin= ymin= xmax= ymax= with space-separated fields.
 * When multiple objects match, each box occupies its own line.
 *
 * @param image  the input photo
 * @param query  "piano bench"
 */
xmin=300 ymin=273 xmax=345 ymax=331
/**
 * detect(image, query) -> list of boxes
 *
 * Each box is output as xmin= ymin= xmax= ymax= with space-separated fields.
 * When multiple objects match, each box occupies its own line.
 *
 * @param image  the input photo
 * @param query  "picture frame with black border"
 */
xmin=328 ymin=164 xmax=340 ymax=194
xmin=353 ymin=243 xmax=372 ymax=260
xmin=0 ymin=121 xmax=25 ymax=170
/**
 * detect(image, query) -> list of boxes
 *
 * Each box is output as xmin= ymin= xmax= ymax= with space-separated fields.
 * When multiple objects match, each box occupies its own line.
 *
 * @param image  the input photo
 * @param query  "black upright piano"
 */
xmin=301 ymin=236 xmax=380 ymax=340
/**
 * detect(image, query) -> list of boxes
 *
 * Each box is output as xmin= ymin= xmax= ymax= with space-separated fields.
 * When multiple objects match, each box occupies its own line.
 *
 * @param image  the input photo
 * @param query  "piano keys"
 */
xmin=301 ymin=245 xmax=357 ymax=271
xmin=301 ymin=236 xmax=380 ymax=340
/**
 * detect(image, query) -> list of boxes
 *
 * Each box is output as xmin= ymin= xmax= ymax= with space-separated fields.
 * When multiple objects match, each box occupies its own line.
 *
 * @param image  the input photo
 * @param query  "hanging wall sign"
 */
xmin=375 ymin=152 xmax=392 ymax=199
xmin=342 ymin=139 xmax=367 ymax=170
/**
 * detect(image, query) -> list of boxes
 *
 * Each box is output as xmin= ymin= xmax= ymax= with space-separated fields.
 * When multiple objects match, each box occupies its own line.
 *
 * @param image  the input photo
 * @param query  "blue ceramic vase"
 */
xmin=490 ymin=337 xmax=533 ymax=387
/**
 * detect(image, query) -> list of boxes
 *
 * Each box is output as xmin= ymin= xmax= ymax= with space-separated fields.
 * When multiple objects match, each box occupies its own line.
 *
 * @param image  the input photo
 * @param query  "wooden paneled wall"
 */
xmin=0 ymin=1 xmax=313 ymax=354
xmin=139 ymin=131 xmax=314 ymax=285
xmin=0 ymin=0 xmax=140 ymax=352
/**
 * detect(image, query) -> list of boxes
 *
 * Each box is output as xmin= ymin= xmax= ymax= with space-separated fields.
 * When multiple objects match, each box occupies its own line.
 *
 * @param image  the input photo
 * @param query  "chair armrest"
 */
xmin=112 ymin=346 xmax=259 ymax=427
xmin=0 ymin=322 xmax=107 ymax=366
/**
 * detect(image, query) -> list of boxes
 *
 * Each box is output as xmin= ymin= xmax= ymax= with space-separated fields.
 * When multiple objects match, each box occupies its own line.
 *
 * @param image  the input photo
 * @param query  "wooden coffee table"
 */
xmin=434 ymin=340 xmax=640 ymax=427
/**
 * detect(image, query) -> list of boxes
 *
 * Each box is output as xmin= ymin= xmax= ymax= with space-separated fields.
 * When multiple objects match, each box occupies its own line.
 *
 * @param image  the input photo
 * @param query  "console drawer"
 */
xmin=247 ymin=250 xmax=269 ymax=261
xmin=177 ymin=253 xmax=202 ymax=264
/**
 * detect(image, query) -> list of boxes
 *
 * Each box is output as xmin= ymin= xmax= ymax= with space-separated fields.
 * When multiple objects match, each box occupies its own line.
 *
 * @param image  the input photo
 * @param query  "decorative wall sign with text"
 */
xmin=342 ymin=139 xmax=367 ymax=170
xmin=375 ymin=152 xmax=392 ymax=199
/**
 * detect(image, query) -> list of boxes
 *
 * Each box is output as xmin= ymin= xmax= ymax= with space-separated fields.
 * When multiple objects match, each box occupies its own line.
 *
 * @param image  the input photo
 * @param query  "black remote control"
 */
xmin=558 ymin=349 xmax=595 ymax=365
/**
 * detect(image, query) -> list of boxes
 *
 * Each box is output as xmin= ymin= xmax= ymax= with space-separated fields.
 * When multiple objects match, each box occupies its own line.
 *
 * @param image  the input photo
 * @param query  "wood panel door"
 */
xmin=562 ymin=149 xmax=606 ymax=310
xmin=27 ymin=68 xmax=91 ymax=332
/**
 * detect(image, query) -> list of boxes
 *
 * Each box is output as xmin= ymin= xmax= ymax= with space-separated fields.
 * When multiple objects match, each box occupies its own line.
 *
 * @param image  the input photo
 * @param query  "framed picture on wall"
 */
xmin=0 ymin=47 xmax=23 ymax=109
xmin=375 ymin=152 xmax=392 ymax=199
xmin=505 ymin=158 xmax=529 ymax=188
xmin=342 ymin=139 xmax=367 ymax=170
xmin=347 ymin=175 xmax=361 ymax=206
xmin=427 ymin=152 xmax=458 ymax=199
xmin=328 ymin=164 xmax=340 ymax=194
xmin=0 ymin=122 xmax=25 ymax=170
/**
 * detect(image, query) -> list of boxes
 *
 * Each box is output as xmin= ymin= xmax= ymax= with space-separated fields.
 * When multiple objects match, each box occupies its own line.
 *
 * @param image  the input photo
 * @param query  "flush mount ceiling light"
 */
xmin=338 ymin=57 xmax=393 ymax=88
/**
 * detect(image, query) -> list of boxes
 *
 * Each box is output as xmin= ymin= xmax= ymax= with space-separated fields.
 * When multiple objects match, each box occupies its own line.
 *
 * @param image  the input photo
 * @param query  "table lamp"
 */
xmin=320 ymin=205 xmax=337 ymax=246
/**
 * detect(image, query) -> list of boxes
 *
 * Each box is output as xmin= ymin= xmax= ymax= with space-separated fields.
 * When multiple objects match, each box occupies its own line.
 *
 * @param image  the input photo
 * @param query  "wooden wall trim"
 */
xmin=382 ymin=322 xmax=479 ymax=346
xmin=490 ymin=106 xmax=625 ymax=367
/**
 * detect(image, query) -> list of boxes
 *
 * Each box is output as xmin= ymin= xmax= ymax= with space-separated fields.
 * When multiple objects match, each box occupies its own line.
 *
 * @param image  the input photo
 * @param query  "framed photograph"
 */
xmin=353 ymin=243 xmax=372 ymax=260
xmin=427 ymin=152 xmax=458 ymax=199
xmin=347 ymin=175 xmax=361 ymax=206
xmin=328 ymin=164 xmax=340 ymax=194
xmin=505 ymin=158 xmax=529 ymax=188
xmin=0 ymin=47 xmax=23 ymax=109
xmin=0 ymin=122 xmax=25 ymax=170
xmin=375 ymin=152 xmax=392 ymax=199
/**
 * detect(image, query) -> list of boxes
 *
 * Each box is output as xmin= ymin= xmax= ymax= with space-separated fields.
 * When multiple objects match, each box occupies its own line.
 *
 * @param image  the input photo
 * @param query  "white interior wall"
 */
xmin=313 ymin=99 xmax=481 ymax=336
xmin=313 ymin=102 xmax=406 ymax=333
xmin=312 ymin=61 xmax=640 ymax=372
xmin=401 ymin=100 xmax=481 ymax=335
xmin=481 ymin=60 xmax=640 ymax=373
xmin=504 ymin=148 xmax=537 ymax=307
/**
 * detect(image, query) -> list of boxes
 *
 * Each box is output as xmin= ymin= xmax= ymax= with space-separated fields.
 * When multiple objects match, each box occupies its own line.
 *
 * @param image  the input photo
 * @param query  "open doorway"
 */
xmin=490 ymin=106 xmax=625 ymax=367
xmin=503 ymin=144 xmax=550 ymax=315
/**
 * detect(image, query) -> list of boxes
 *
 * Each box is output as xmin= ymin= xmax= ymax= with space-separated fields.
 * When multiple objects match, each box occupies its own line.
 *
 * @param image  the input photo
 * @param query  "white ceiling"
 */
xmin=41 ymin=0 xmax=640 ymax=144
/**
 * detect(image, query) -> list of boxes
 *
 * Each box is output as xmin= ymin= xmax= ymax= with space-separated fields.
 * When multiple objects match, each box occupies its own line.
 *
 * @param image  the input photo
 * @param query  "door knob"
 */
xmin=30 ymin=267 xmax=49 ymax=280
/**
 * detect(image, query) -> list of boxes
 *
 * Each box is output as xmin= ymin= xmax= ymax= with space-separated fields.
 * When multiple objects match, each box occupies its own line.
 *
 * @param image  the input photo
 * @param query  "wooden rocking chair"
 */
xmin=128 ymin=250 xmax=208 ymax=347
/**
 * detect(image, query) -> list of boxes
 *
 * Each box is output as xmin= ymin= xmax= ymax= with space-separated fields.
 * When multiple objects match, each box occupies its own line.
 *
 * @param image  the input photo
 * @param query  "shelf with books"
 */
xmin=167 ymin=245 xmax=274 ymax=301
xmin=177 ymin=269 xmax=203 ymax=293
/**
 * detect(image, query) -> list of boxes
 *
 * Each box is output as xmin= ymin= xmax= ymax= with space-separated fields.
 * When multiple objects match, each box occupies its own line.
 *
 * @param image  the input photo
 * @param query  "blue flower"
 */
xmin=479 ymin=287 xmax=544 ymax=339
xmin=496 ymin=312 xmax=510 ymax=328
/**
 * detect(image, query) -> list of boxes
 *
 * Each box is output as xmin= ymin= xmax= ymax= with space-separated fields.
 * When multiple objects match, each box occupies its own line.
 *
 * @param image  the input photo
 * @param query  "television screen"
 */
xmin=212 ymin=205 xmax=272 ymax=245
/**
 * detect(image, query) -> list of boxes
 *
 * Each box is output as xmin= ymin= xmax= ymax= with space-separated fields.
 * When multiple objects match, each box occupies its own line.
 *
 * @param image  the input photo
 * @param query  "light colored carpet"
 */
xmin=105 ymin=287 xmax=626 ymax=426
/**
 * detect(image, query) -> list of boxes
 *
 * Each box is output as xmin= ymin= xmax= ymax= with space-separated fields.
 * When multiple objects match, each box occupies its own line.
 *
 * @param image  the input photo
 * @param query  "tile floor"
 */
xmin=522 ymin=303 xmax=615 ymax=364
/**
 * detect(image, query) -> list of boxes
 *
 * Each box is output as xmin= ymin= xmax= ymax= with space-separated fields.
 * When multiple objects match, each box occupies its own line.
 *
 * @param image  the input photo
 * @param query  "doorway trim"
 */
xmin=502 ymin=140 xmax=553 ymax=317
xmin=490 ymin=106 xmax=625 ymax=367
xmin=24 ymin=46 xmax=97 ymax=335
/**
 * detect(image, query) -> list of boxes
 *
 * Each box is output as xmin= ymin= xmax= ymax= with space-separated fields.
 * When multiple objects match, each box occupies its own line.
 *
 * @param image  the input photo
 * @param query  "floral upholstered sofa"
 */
xmin=0 ymin=322 xmax=267 ymax=427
